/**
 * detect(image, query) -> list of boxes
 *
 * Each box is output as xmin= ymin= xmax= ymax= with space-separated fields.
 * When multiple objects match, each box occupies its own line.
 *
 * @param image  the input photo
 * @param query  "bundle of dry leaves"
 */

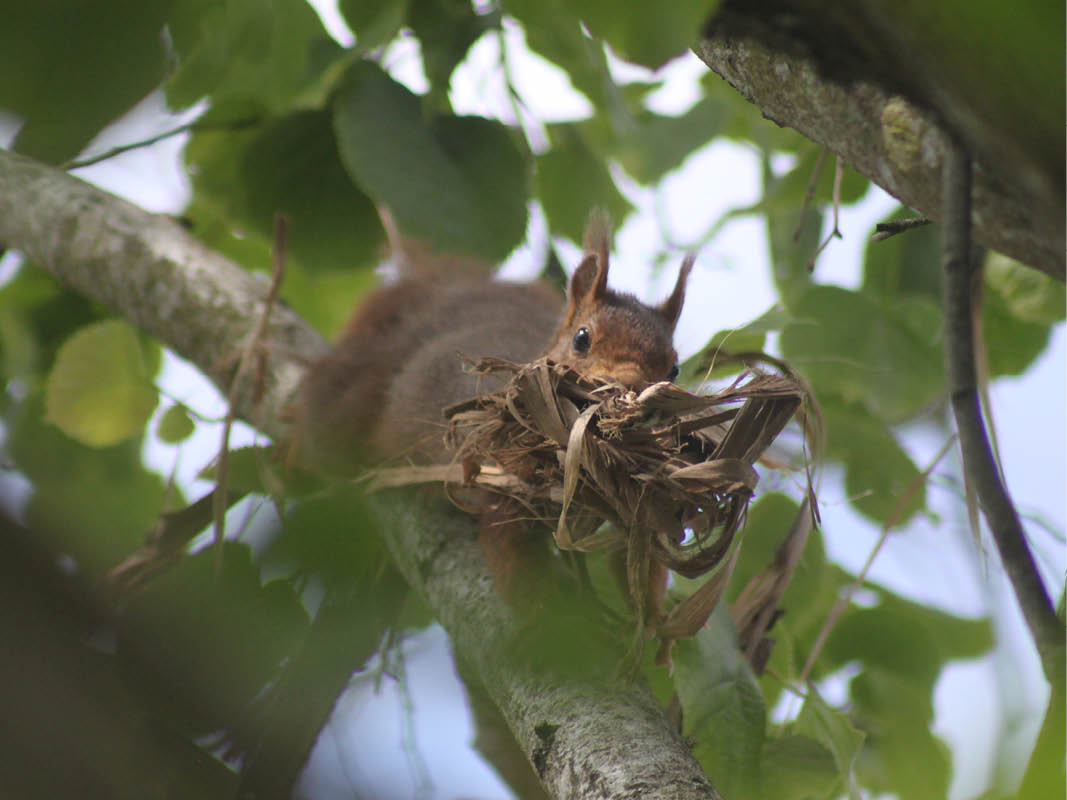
xmin=371 ymin=355 xmax=816 ymax=666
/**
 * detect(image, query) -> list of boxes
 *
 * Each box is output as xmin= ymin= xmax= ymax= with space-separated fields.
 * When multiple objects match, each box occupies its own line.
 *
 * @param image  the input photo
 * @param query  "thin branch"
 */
xmin=793 ymin=147 xmax=828 ymax=241
xmin=61 ymin=116 xmax=260 ymax=171
xmin=940 ymin=141 xmax=1064 ymax=682
xmin=871 ymin=216 xmax=933 ymax=241
xmin=101 ymin=488 xmax=247 ymax=599
xmin=799 ymin=436 xmax=956 ymax=684
xmin=212 ymin=214 xmax=289 ymax=565
xmin=806 ymin=156 xmax=844 ymax=272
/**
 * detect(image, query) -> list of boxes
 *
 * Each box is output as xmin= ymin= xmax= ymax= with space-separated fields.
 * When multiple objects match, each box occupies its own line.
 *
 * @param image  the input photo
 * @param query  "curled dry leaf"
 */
xmin=369 ymin=356 xmax=815 ymax=656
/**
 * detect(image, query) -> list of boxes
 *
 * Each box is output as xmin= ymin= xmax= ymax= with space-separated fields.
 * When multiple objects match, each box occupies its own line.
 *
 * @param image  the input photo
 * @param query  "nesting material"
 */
xmin=459 ymin=357 xmax=806 ymax=598
xmin=367 ymin=355 xmax=811 ymax=656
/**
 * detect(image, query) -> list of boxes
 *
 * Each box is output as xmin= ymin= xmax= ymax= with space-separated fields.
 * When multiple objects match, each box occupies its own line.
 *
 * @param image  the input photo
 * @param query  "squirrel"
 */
xmin=294 ymin=211 xmax=692 ymax=597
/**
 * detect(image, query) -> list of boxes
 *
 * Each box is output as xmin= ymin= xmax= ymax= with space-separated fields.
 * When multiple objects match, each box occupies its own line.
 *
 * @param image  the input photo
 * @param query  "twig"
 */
xmin=793 ymin=147 xmax=828 ymax=241
xmin=212 ymin=214 xmax=289 ymax=570
xmin=496 ymin=26 xmax=539 ymax=155
xmin=939 ymin=142 xmax=1064 ymax=682
xmin=62 ymin=116 xmax=260 ymax=171
xmin=871 ymin=216 xmax=932 ymax=241
xmin=731 ymin=498 xmax=814 ymax=671
xmin=798 ymin=435 xmax=956 ymax=684
xmin=805 ymin=156 xmax=843 ymax=272
xmin=102 ymin=488 xmax=247 ymax=599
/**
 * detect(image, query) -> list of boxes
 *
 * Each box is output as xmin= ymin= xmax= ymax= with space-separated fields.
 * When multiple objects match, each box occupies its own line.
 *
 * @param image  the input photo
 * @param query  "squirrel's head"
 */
xmin=544 ymin=214 xmax=693 ymax=388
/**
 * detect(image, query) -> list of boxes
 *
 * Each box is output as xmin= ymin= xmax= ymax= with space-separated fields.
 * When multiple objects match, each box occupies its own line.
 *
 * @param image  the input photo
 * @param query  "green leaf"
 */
xmin=820 ymin=592 xmax=991 ymax=800
xmin=186 ymin=112 xmax=383 ymax=274
xmin=45 ymin=320 xmax=159 ymax=448
xmin=779 ymin=285 xmax=944 ymax=422
xmin=408 ymin=0 xmax=492 ymax=103
xmin=612 ymin=93 xmax=732 ymax=185
xmin=8 ymin=391 xmax=171 ymax=573
xmin=504 ymin=0 xmax=613 ymax=110
xmin=861 ymin=206 xmax=941 ymax=301
xmin=198 ymin=445 xmax=280 ymax=495
xmin=120 ymin=542 xmax=309 ymax=735
xmin=985 ymin=252 xmax=1067 ymax=325
xmin=674 ymin=604 xmax=766 ymax=797
xmin=0 ymin=265 xmax=100 ymax=366
xmin=679 ymin=305 xmax=788 ymax=383
xmin=166 ymin=0 xmax=335 ymax=115
xmin=536 ymin=125 xmax=631 ymax=244
xmin=240 ymin=112 xmax=383 ymax=272
xmin=727 ymin=493 xmax=843 ymax=710
xmin=981 ymin=253 xmax=1059 ymax=377
xmin=849 ymin=670 xmax=952 ymax=800
xmin=267 ymin=489 xmax=390 ymax=587
xmin=341 ymin=0 xmax=411 ymax=52
xmin=763 ymin=163 xmax=819 ymax=308
xmin=825 ymin=589 xmax=993 ymax=684
xmin=772 ymin=145 xmax=870 ymax=212
xmin=157 ymin=404 xmax=196 ymax=444
xmin=795 ymin=687 xmax=865 ymax=799
xmin=761 ymin=150 xmax=868 ymax=309
xmin=0 ymin=1 xmax=169 ymax=162
xmin=572 ymin=0 xmax=721 ymax=70
xmin=333 ymin=63 xmax=529 ymax=261
xmin=729 ymin=494 xmax=805 ymax=608
xmin=760 ymin=734 xmax=840 ymax=800
xmin=821 ymin=397 xmax=925 ymax=525
xmin=0 ymin=311 xmax=39 ymax=384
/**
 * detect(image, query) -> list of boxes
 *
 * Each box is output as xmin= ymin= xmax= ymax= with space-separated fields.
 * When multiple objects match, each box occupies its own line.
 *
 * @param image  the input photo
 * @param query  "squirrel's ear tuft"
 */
xmin=582 ymin=208 xmax=612 ymax=273
xmin=658 ymin=254 xmax=694 ymax=329
xmin=568 ymin=253 xmax=605 ymax=304
xmin=569 ymin=209 xmax=612 ymax=303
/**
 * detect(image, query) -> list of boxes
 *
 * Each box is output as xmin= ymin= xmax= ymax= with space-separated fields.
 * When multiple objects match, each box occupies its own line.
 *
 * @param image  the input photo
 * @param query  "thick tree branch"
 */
xmin=0 ymin=148 xmax=326 ymax=439
xmin=0 ymin=148 xmax=719 ymax=799
xmin=694 ymin=32 xmax=1064 ymax=279
xmin=939 ymin=142 xmax=1064 ymax=683
xmin=374 ymin=494 xmax=721 ymax=800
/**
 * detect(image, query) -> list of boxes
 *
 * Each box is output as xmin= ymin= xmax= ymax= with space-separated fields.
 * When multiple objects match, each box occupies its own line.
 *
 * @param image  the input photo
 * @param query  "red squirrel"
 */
xmin=295 ymin=212 xmax=692 ymax=596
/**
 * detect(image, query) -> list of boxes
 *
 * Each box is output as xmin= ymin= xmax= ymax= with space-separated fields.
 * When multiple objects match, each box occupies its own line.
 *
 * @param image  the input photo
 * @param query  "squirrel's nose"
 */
xmin=597 ymin=361 xmax=648 ymax=389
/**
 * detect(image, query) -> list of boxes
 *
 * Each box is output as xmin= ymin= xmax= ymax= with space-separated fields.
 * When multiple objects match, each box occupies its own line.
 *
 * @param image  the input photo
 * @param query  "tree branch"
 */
xmin=0 ymin=148 xmax=326 ymax=439
xmin=694 ymin=31 xmax=1064 ymax=279
xmin=374 ymin=494 xmax=721 ymax=800
xmin=0 ymin=147 xmax=719 ymax=799
xmin=939 ymin=141 xmax=1064 ymax=684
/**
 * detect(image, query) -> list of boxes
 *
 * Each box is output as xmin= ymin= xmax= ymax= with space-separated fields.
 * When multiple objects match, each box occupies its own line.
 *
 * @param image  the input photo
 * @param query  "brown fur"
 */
xmin=297 ymin=219 xmax=691 ymax=472
xmin=293 ymin=216 xmax=692 ymax=600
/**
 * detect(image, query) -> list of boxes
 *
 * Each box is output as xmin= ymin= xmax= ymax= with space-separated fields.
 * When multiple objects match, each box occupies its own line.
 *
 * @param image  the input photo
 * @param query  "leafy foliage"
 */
xmin=45 ymin=320 xmax=159 ymax=448
xmin=0 ymin=1 xmax=1061 ymax=798
xmin=674 ymin=605 xmax=766 ymax=797
xmin=0 ymin=0 xmax=170 ymax=163
xmin=333 ymin=61 xmax=529 ymax=261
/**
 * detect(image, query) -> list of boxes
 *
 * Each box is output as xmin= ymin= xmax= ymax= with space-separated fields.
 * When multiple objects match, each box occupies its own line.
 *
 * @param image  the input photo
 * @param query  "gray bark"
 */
xmin=0 ymin=149 xmax=326 ymax=440
xmin=694 ymin=34 xmax=1064 ymax=280
xmin=376 ymin=494 xmax=720 ymax=800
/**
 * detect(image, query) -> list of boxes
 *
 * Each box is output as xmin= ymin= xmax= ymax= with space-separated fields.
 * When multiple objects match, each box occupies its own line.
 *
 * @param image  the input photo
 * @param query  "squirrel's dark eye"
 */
xmin=572 ymin=327 xmax=591 ymax=354
xmin=667 ymin=363 xmax=680 ymax=382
